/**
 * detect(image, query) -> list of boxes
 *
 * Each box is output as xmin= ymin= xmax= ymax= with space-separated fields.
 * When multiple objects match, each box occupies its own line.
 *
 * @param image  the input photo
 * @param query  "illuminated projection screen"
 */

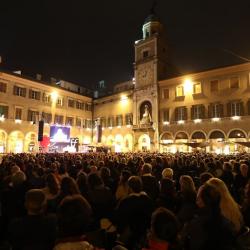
xmin=50 ymin=126 xmax=70 ymax=142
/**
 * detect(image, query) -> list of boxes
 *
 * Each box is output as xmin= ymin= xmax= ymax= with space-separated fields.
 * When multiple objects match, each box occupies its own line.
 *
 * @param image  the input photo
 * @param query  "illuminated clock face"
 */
xmin=138 ymin=67 xmax=153 ymax=85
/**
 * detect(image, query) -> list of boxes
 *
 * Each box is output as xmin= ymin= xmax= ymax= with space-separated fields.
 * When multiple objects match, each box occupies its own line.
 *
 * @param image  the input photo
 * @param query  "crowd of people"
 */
xmin=0 ymin=151 xmax=250 ymax=250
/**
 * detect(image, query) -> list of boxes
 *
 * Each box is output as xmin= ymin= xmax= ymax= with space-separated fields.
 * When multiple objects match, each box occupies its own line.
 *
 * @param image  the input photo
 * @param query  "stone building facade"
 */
xmin=0 ymin=8 xmax=250 ymax=153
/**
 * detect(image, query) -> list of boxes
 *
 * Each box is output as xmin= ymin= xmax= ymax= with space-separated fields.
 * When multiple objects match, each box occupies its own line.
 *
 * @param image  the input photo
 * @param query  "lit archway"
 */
xmin=138 ymin=134 xmax=150 ymax=151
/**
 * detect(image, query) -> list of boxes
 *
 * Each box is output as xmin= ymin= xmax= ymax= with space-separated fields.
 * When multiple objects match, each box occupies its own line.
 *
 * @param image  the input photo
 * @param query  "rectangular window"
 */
xmin=108 ymin=117 xmax=114 ymax=127
xmin=194 ymin=106 xmax=201 ymax=119
xmin=126 ymin=115 xmax=132 ymax=125
xmin=163 ymin=109 xmax=170 ymax=121
xmin=0 ymin=105 xmax=8 ymax=118
xmin=32 ymin=91 xmax=37 ymax=99
xmin=43 ymin=113 xmax=52 ymax=124
xmin=212 ymin=104 xmax=220 ymax=118
xmin=28 ymin=110 xmax=38 ymax=122
xmin=17 ymin=87 xmax=22 ymax=96
xmin=76 ymin=118 xmax=82 ymax=127
xmin=230 ymin=77 xmax=239 ymax=88
xmin=68 ymin=99 xmax=74 ymax=108
xmin=86 ymin=120 xmax=91 ymax=129
xmin=211 ymin=80 xmax=219 ymax=91
xmin=57 ymin=97 xmax=63 ymax=105
xmin=231 ymin=102 xmax=240 ymax=116
xmin=177 ymin=86 xmax=184 ymax=97
xmin=0 ymin=82 xmax=7 ymax=93
xmin=15 ymin=108 xmax=22 ymax=120
xmin=101 ymin=118 xmax=106 ymax=128
xmin=162 ymin=89 xmax=169 ymax=99
xmin=45 ymin=94 xmax=50 ymax=102
xmin=55 ymin=115 xmax=63 ymax=124
xmin=178 ymin=108 xmax=184 ymax=120
xmin=143 ymin=51 xmax=149 ymax=58
xmin=116 ymin=116 xmax=122 ymax=126
xmin=76 ymin=102 xmax=83 ymax=110
xmin=67 ymin=117 xmax=73 ymax=126
xmin=193 ymin=83 xmax=201 ymax=94
xmin=85 ymin=103 xmax=92 ymax=111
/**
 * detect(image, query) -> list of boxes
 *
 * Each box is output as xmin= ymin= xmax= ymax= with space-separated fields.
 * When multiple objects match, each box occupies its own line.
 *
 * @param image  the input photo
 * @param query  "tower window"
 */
xmin=143 ymin=51 xmax=149 ymax=58
xmin=146 ymin=31 xmax=149 ymax=37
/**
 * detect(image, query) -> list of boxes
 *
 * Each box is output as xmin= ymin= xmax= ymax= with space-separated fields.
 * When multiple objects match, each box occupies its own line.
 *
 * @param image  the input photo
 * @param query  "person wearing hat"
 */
xmin=5 ymin=189 xmax=57 ymax=250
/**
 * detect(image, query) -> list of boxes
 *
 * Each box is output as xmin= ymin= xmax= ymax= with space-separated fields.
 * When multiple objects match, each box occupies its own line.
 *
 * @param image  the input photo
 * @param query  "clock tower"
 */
xmin=132 ymin=6 xmax=178 ymax=152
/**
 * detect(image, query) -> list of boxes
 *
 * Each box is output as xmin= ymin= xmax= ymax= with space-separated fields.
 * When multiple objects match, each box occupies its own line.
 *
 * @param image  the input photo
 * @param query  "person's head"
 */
xmin=207 ymin=178 xmax=243 ymax=232
xmin=36 ymin=167 xmax=45 ymax=177
xmin=179 ymin=175 xmax=196 ymax=193
xmin=87 ymin=172 xmax=103 ymax=190
xmin=156 ymin=156 xmax=162 ymax=164
xmin=57 ymin=195 xmax=91 ymax=237
xmin=100 ymin=167 xmax=110 ymax=179
xmin=240 ymin=164 xmax=248 ymax=177
xmin=46 ymin=173 xmax=59 ymax=195
xmin=58 ymin=164 xmax=67 ymax=175
xmin=223 ymin=162 xmax=232 ymax=171
xmin=11 ymin=171 xmax=26 ymax=187
xmin=196 ymin=183 xmax=221 ymax=209
xmin=207 ymin=162 xmax=216 ymax=170
xmin=128 ymin=176 xmax=142 ymax=194
xmin=162 ymin=168 xmax=173 ymax=179
xmin=11 ymin=165 xmax=20 ymax=174
xmin=151 ymin=208 xmax=179 ymax=243
xmin=25 ymin=189 xmax=46 ymax=215
xmin=142 ymin=163 xmax=152 ymax=175
xmin=200 ymin=173 xmax=213 ymax=184
xmin=60 ymin=177 xmax=80 ymax=197
xmin=120 ymin=170 xmax=132 ymax=186
xmin=160 ymin=178 xmax=175 ymax=197
xmin=77 ymin=172 xmax=87 ymax=183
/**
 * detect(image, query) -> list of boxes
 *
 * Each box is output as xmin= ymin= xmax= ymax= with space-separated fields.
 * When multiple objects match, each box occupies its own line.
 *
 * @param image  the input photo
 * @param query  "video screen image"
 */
xmin=50 ymin=126 xmax=70 ymax=142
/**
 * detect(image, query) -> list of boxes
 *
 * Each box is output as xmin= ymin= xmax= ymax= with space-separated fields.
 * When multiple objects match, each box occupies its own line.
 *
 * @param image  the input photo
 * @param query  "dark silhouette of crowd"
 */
xmin=0 ymin=151 xmax=250 ymax=250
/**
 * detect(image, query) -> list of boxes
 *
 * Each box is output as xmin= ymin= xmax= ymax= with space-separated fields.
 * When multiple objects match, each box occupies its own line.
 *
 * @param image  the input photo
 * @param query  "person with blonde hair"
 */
xmin=177 ymin=175 xmax=197 ymax=224
xmin=207 ymin=177 xmax=244 ymax=233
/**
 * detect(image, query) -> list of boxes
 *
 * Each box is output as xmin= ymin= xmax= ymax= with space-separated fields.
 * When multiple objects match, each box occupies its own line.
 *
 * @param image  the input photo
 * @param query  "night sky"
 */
xmin=1 ymin=0 xmax=250 ymax=91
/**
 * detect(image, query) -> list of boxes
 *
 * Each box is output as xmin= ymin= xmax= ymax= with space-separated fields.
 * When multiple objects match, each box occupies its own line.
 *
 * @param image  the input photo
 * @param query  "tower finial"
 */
xmin=149 ymin=0 xmax=157 ymax=9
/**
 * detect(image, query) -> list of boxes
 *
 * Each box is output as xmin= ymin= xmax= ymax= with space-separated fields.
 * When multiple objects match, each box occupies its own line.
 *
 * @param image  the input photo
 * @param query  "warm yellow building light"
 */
xmin=184 ymin=79 xmax=193 ymax=93
xmin=52 ymin=91 xmax=58 ymax=101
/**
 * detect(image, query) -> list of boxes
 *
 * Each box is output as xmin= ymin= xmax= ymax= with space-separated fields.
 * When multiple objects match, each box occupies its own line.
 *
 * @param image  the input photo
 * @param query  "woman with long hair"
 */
xmin=43 ymin=173 xmax=59 ymax=200
xmin=86 ymin=172 xmax=114 ymax=221
xmin=115 ymin=170 xmax=132 ymax=208
xmin=52 ymin=177 xmax=80 ymax=212
xmin=207 ymin=178 xmax=243 ymax=233
xmin=177 ymin=175 xmax=197 ymax=224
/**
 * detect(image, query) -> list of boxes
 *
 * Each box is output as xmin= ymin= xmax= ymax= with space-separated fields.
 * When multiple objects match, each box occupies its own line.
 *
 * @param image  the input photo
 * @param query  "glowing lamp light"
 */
xmin=87 ymin=128 xmax=90 ymax=131
xmin=121 ymin=95 xmax=128 ymax=100
xmin=215 ymin=149 xmax=220 ymax=154
xmin=163 ymin=121 xmax=169 ymax=125
xmin=15 ymin=119 xmax=22 ymax=124
xmin=109 ymin=126 xmax=112 ymax=130
xmin=184 ymin=79 xmax=193 ymax=93
xmin=194 ymin=119 xmax=201 ymax=123
xmin=126 ymin=125 xmax=131 ymax=128
xmin=232 ymin=116 xmax=240 ymax=120
xmin=102 ymin=127 xmax=105 ymax=130
xmin=45 ymin=123 xmax=49 ymax=126
xmin=178 ymin=120 xmax=184 ymax=124
xmin=212 ymin=117 xmax=220 ymax=122
xmin=52 ymin=91 xmax=58 ymax=102
xmin=117 ymin=126 xmax=121 ymax=129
